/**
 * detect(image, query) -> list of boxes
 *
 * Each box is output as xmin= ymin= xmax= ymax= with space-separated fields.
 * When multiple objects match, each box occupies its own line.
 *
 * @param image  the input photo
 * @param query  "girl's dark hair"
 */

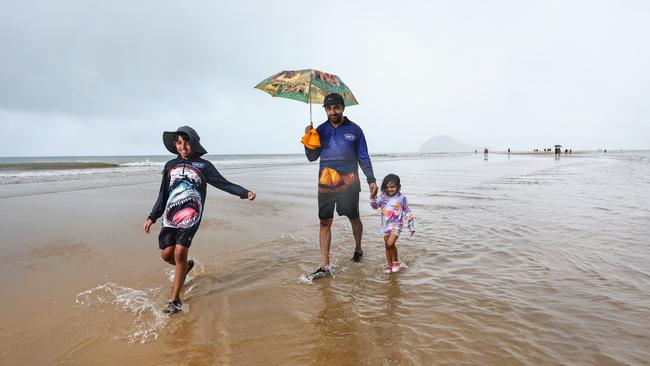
xmin=381 ymin=174 xmax=401 ymax=193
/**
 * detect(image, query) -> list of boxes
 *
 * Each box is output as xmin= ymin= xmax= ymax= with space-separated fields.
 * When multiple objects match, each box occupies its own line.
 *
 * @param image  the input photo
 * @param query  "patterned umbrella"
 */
xmin=255 ymin=69 xmax=358 ymax=123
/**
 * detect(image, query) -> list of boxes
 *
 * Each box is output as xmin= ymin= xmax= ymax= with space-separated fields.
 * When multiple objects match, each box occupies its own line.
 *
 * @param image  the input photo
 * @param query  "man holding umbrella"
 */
xmin=304 ymin=93 xmax=378 ymax=277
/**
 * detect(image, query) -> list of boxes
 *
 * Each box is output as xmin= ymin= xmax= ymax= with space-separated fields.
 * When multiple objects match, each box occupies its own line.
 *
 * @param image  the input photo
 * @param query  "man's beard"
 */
xmin=330 ymin=114 xmax=342 ymax=123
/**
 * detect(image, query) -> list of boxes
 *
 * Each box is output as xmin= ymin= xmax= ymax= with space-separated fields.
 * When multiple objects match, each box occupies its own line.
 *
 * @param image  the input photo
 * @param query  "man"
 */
xmin=304 ymin=93 xmax=378 ymax=277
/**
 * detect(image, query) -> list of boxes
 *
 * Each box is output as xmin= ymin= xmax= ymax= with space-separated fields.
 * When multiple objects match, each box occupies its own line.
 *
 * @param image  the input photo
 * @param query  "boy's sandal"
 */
xmin=163 ymin=299 xmax=183 ymax=314
xmin=309 ymin=266 xmax=331 ymax=279
xmin=384 ymin=265 xmax=393 ymax=274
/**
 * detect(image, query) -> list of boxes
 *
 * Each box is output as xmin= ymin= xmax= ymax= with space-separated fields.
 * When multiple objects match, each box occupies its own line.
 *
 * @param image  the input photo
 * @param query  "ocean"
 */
xmin=0 ymin=154 xmax=308 ymax=184
xmin=0 ymin=153 xmax=439 ymax=197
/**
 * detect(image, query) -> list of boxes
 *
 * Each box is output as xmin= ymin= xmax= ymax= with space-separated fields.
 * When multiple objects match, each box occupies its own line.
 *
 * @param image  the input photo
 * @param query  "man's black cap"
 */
xmin=323 ymin=93 xmax=345 ymax=108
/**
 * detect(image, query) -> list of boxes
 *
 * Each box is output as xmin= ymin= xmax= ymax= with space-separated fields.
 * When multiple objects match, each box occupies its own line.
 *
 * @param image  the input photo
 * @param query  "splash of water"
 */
xmin=75 ymin=282 xmax=167 ymax=344
xmin=298 ymin=263 xmax=339 ymax=284
xmin=165 ymin=258 xmax=202 ymax=286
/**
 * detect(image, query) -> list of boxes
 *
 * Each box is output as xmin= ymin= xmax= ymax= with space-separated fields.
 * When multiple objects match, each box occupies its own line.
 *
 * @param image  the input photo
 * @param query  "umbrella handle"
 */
xmin=308 ymin=80 xmax=312 ymax=125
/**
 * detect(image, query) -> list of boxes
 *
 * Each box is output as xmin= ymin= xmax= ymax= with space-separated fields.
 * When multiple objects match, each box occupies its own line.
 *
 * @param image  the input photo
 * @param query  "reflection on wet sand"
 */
xmin=311 ymin=278 xmax=364 ymax=365
xmin=368 ymin=277 xmax=404 ymax=365
xmin=308 ymin=274 xmax=407 ymax=365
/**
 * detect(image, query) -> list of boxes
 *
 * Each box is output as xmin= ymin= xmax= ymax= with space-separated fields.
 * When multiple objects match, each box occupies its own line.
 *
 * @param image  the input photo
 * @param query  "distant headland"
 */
xmin=419 ymin=135 xmax=476 ymax=153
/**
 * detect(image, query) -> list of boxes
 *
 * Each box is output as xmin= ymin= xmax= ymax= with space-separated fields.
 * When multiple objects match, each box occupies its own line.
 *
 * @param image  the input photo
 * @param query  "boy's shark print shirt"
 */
xmin=148 ymin=157 xmax=249 ymax=229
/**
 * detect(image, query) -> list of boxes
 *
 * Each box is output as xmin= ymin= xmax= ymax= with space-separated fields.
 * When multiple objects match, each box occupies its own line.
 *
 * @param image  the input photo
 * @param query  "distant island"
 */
xmin=419 ymin=135 xmax=476 ymax=153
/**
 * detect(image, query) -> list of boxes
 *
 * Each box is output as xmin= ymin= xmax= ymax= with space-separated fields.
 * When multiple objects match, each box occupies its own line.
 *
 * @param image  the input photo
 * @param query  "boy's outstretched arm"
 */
xmin=205 ymin=162 xmax=252 ymax=199
xmin=246 ymin=191 xmax=256 ymax=201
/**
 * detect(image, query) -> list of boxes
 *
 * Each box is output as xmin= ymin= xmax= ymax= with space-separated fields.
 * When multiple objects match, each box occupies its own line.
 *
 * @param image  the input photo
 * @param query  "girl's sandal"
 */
xmin=384 ymin=265 xmax=393 ymax=274
xmin=391 ymin=261 xmax=401 ymax=273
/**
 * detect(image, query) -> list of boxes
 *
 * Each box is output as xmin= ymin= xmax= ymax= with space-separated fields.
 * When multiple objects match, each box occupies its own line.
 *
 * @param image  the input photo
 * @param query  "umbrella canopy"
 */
xmin=255 ymin=69 xmax=358 ymax=107
xmin=256 ymin=69 xmax=357 ymax=150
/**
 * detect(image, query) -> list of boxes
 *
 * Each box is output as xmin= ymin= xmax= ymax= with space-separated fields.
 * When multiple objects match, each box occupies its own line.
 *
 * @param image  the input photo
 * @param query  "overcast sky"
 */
xmin=1 ymin=0 xmax=649 ymax=156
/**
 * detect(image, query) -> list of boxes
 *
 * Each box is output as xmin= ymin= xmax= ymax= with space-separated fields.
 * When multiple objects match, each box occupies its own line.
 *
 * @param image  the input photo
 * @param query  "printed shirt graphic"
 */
xmin=370 ymin=192 xmax=415 ymax=235
xmin=164 ymin=165 xmax=204 ymax=228
xmin=304 ymin=118 xmax=375 ymax=193
xmin=148 ymin=157 xmax=249 ymax=228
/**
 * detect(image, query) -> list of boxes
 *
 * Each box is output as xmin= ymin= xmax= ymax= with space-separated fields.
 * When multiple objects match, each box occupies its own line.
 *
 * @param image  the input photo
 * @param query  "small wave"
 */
xmin=119 ymin=160 xmax=165 ymax=167
xmin=75 ymin=282 xmax=167 ymax=343
xmin=427 ymin=191 xmax=493 ymax=200
xmin=0 ymin=162 xmax=119 ymax=171
xmin=0 ymin=166 xmax=160 ymax=185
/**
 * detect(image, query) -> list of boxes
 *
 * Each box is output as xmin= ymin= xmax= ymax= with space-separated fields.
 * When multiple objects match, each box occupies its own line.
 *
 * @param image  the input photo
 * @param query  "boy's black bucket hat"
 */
xmin=162 ymin=126 xmax=208 ymax=156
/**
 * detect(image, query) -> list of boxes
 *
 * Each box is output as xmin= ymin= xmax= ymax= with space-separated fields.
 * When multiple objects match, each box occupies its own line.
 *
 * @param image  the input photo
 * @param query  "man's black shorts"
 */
xmin=318 ymin=189 xmax=360 ymax=220
xmin=158 ymin=226 xmax=197 ymax=249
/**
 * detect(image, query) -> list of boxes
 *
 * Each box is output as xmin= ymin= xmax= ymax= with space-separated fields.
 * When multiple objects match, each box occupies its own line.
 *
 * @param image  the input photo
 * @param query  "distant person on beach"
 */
xmin=303 ymin=93 xmax=377 ymax=278
xmin=143 ymin=126 xmax=256 ymax=314
xmin=370 ymin=174 xmax=415 ymax=273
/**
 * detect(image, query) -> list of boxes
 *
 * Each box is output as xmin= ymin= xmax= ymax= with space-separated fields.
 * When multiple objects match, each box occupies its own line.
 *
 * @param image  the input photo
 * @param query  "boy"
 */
xmin=144 ymin=126 xmax=255 ymax=314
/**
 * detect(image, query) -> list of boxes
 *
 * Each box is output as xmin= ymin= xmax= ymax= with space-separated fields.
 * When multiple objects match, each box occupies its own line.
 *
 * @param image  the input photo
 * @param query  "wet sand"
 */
xmin=0 ymin=163 xmax=325 ymax=364
xmin=1 ymin=153 xmax=649 ymax=365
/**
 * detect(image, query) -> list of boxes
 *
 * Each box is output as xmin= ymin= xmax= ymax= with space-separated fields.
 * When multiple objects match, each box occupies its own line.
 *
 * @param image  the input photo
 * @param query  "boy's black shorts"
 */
xmin=158 ymin=226 xmax=198 ymax=249
xmin=318 ymin=189 xmax=360 ymax=220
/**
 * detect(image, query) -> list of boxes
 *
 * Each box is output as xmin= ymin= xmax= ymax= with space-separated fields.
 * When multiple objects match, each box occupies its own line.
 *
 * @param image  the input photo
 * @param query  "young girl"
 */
xmin=370 ymin=174 xmax=415 ymax=273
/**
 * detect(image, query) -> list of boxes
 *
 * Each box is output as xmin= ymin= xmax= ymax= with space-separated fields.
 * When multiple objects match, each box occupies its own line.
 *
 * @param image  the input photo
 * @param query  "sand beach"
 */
xmin=1 ymin=152 xmax=649 ymax=365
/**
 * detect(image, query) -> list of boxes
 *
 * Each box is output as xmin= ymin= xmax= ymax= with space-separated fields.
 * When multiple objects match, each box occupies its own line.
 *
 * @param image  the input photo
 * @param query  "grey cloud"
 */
xmin=1 ymin=0 xmax=649 ymax=156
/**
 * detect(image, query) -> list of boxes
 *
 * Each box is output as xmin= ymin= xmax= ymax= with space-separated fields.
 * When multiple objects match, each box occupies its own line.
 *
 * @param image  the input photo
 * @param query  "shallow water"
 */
xmin=204 ymin=152 xmax=649 ymax=365
xmin=2 ymin=152 xmax=649 ymax=365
